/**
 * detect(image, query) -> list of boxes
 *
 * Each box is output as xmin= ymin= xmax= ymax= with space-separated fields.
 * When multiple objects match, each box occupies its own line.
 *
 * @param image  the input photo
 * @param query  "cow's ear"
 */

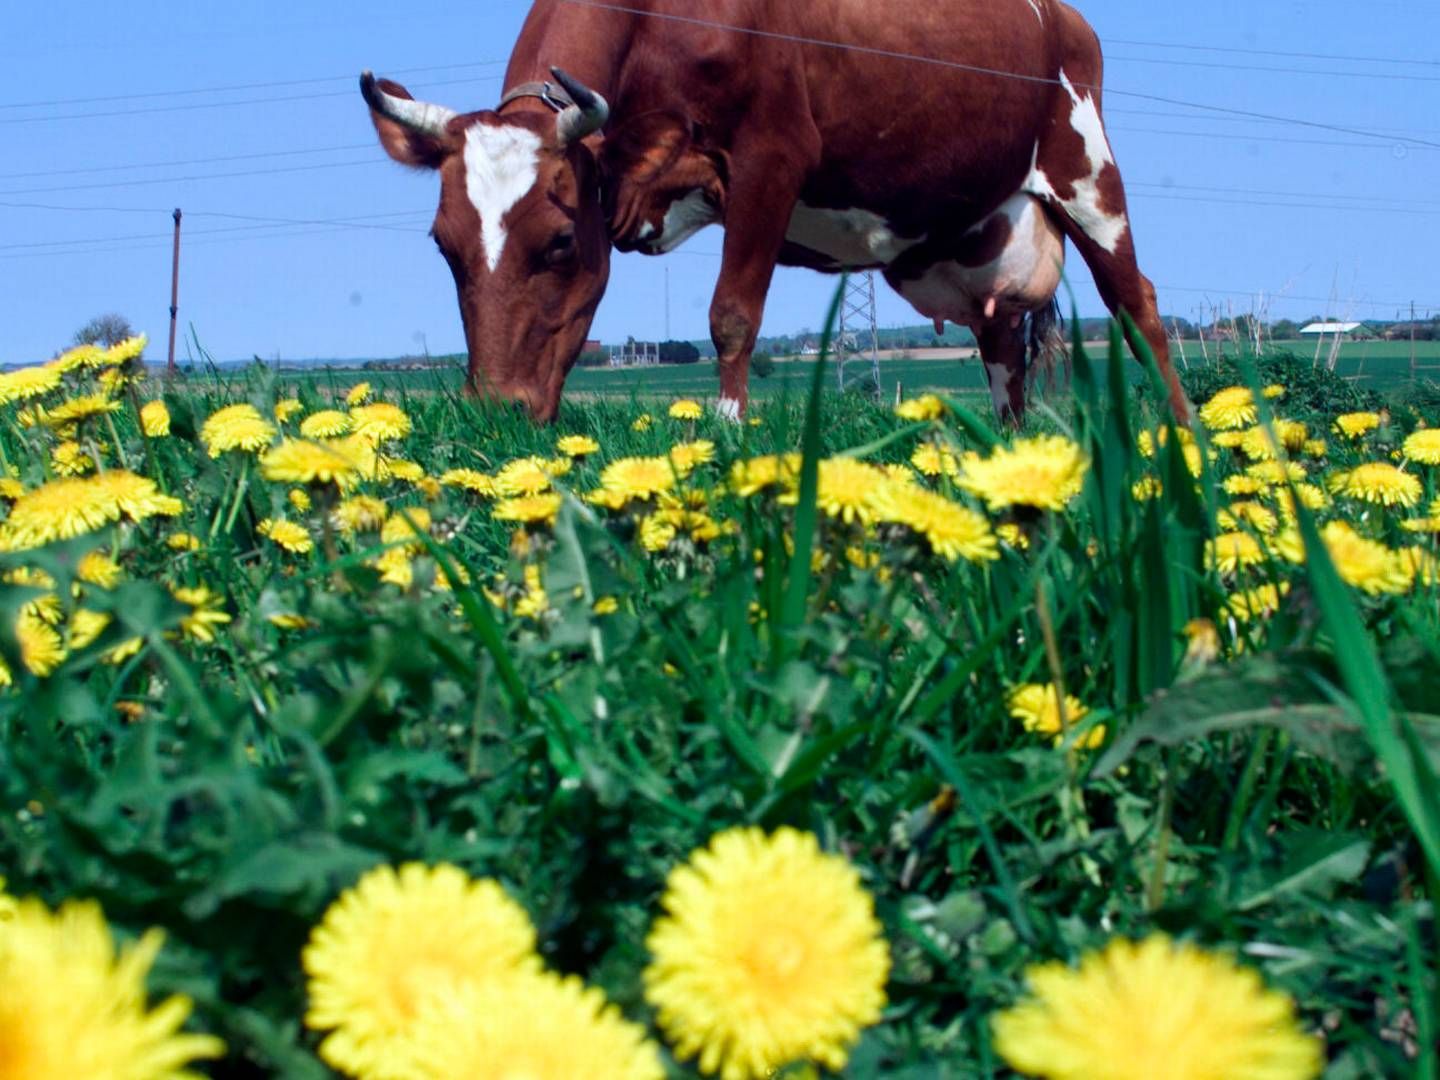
xmin=362 ymin=77 xmax=454 ymax=169
xmin=599 ymin=111 xmax=693 ymax=185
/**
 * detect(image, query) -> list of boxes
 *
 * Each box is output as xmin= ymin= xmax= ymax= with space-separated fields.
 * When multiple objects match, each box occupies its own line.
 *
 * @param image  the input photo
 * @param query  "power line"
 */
xmin=0 ymin=158 xmax=385 ymax=198
xmin=0 ymin=143 xmax=376 ymax=182
xmin=0 ymin=210 xmax=429 ymax=252
xmin=1105 ymin=52 xmax=1440 ymax=84
xmin=558 ymin=0 xmax=1440 ymax=150
xmin=0 ymin=59 xmax=508 ymax=110
xmin=1103 ymin=37 xmax=1440 ymax=70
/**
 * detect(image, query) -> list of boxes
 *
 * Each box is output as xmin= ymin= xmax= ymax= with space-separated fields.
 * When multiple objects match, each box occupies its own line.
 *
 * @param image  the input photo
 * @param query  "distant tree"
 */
xmin=1272 ymin=319 xmax=1299 ymax=339
xmin=658 ymin=340 xmax=701 ymax=365
xmin=72 ymin=313 xmax=135 ymax=349
xmin=751 ymin=350 xmax=776 ymax=378
xmin=577 ymin=349 xmax=609 ymax=368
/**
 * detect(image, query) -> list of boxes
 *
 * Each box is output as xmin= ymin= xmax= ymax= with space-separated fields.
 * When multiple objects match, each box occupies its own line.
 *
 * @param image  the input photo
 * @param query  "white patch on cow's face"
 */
xmin=655 ymin=189 xmax=719 ymax=252
xmin=1023 ymin=70 xmax=1129 ymax=255
xmin=985 ymin=361 xmax=1013 ymax=418
xmin=785 ymin=204 xmax=925 ymax=268
xmin=463 ymin=123 xmax=543 ymax=272
xmin=716 ymin=396 xmax=742 ymax=422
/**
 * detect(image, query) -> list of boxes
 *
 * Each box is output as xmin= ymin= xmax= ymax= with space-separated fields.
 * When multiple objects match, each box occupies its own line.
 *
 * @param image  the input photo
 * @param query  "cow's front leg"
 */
xmin=709 ymin=166 xmax=806 ymax=420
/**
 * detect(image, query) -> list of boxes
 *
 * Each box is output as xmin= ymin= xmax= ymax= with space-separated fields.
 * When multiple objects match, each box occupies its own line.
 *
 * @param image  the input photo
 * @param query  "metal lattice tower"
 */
xmin=836 ymin=271 xmax=882 ymax=396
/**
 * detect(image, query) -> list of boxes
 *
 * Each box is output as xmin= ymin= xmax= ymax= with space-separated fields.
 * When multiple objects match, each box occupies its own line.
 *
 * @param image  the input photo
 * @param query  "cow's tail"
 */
xmin=1026 ymin=297 xmax=1068 ymax=398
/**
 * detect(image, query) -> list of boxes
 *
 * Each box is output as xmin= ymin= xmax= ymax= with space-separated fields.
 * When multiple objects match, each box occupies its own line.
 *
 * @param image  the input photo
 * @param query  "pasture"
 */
xmin=1 ymin=324 xmax=1438 ymax=1078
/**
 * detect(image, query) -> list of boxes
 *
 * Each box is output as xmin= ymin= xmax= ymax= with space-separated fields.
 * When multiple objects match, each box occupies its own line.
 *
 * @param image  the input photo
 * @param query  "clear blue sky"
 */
xmin=3 ymin=0 xmax=1437 ymax=366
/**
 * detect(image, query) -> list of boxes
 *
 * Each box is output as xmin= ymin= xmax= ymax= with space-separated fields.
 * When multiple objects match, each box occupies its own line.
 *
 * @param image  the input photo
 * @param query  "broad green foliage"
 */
xmin=0 ymin=322 xmax=1436 ymax=1077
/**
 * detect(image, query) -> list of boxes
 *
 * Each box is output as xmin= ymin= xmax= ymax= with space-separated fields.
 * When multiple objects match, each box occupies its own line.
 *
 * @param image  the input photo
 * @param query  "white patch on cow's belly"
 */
xmin=464 ymin=123 xmax=543 ymax=272
xmin=785 ymin=204 xmax=925 ymax=268
xmin=1023 ymin=70 xmax=1128 ymax=255
xmin=655 ymin=190 xmax=720 ymax=252
xmin=895 ymin=194 xmax=1064 ymax=325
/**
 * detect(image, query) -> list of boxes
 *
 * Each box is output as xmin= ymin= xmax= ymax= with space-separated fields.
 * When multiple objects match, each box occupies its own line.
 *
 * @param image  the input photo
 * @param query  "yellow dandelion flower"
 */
xmin=258 ymin=518 xmax=314 ymax=554
xmin=1333 ymin=411 xmax=1381 ymax=439
xmin=1132 ymin=476 xmax=1163 ymax=502
xmin=594 ymin=596 xmax=620 ymax=615
xmin=440 ymin=469 xmax=498 ymax=497
xmin=632 ymin=413 xmax=655 ymax=433
xmin=1303 ymin=439 xmax=1328 ymax=458
xmin=910 ymin=441 xmax=960 ymax=478
xmin=43 ymin=393 xmax=121 ymax=432
xmin=300 ymin=410 xmax=353 ymax=439
xmin=1184 ymin=618 xmax=1222 ymax=664
xmin=958 ymin=436 xmax=1090 ymax=512
xmin=586 ymin=487 xmax=633 ymax=511
xmin=268 ymin=613 xmax=315 ymax=631
xmin=0 ymin=477 xmax=24 ymax=501
xmin=171 ymin=586 xmax=231 ymax=644
xmin=350 ymin=402 xmax=412 ymax=446
xmin=783 ymin=457 xmax=888 ymax=525
xmin=1262 ymin=383 xmax=1286 ymax=399
xmin=1217 ymin=501 xmax=1279 ymax=535
xmin=557 ymin=434 xmax=601 ymax=457
xmin=66 ymin=608 xmax=112 ymax=652
xmin=17 ymin=609 xmax=66 ymax=676
xmin=380 ymin=507 xmax=431 ymax=553
xmin=105 ymin=636 xmax=144 ymax=665
xmin=260 ymin=438 xmax=364 ymax=488
xmin=1008 ymin=683 xmax=1104 ymax=749
xmin=1246 ymin=461 xmax=1306 ymax=485
xmin=513 ymin=565 xmax=549 ymax=620
xmin=0 ymin=363 xmax=64 ymax=405
xmin=289 ymin=487 xmax=313 ymax=513
xmin=375 ymin=457 xmax=425 ymax=483
xmin=669 ymin=439 xmax=717 ymax=476
xmin=644 ymin=826 xmax=889 ymax=1080
xmin=873 ymin=482 xmax=999 ymax=563
xmin=1198 ymin=387 xmax=1257 ymax=431
xmin=304 ymin=862 xmax=539 ymax=1080
xmin=495 ymin=456 xmax=555 ymax=497
xmin=993 ymin=934 xmax=1322 ymax=1080
xmin=1326 ymin=462 xmax=1422 ymax=508
xmin=1399 ymin=545 xmax=1438 ymax=587
xmin=97 ymin=333 xmax=147 ymax=368
xmin=1402 ymin=517 xmax=1440 ymax=534
xmin=409 ymin=969 xmax=664 ymax=1080
xmin=1210 ymin=430 xmax=1246 ymax=450
xmin=0 ymin=473 xmax=159 ymax=552
xmin=895 ymin=394 xmax=946 ymax=422
xmin=0 ymin=893 xmax=224 ymax=1078
xmin=51 ymin=440 xmax=95 ymax=476
xmin=327 ymin=497 xmax=387 ymax=539
xmin=729 ymin=454 xmax=801 ymax=497
xmin=1223 ymin=475 xmax=1267 ymax=497
xmin=493 ymin=493 xmax=563 ymax=527
xmin=997 ymin=521 xmax=1030 ymax=550
xmin=669 ymin=399 xmax=704 ymax=420
xmin=345 ymin=382 xmax=373 ymax=406
xmin=1402 ymin=428 xmax=1440 ymax=466
xmin=1318 ymin=521 xmax=1413 ymax=595
xmin=274 ymin=398 xmax=304 ymax=423
xmin=138 ymin=399 xmax=171 ymax=438
xmin=372 ymin=547 xmax=414 ymax=588
xmin=1206 ymin=532 xmax=1267 ymax=574
xmin=1239 ymin=420 xmax=1307 ymax=461
xmin=166 ymin=532 xmax=202 ymax=552
xmin=1228 ymin=582 xmax=1290 ymax=622
xmin=641 ymin=515 xmax=679 ymax=553
xmin=77 ymin=551 xmax=123 ymax=589
xmin=90 ymin=471 xmax=183 ymax=522
xmin=200 ymin=404 xmax=277 ymax=457
xmin=601 ymin=456 xmax=676 ymax=502
xmin=1138 ymin=426 xmax=1196 ymax=459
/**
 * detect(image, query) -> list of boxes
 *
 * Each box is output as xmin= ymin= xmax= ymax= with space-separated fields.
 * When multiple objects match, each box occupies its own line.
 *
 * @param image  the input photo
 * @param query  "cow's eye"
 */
xmin=546 ymin=230 xmax=577 ymax=266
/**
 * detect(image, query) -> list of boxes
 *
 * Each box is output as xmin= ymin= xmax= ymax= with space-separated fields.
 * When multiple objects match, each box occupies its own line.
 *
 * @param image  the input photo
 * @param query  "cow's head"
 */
xmin=361 ymin=69 xmax=611 ymax=421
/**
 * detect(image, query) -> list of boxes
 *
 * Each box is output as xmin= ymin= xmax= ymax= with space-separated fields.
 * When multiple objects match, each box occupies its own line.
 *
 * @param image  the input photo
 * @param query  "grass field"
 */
xmin=2 ymin=324 xmax=1439 ymax=1077
xmin=262 ymin=338 xmax=1440 ymax=406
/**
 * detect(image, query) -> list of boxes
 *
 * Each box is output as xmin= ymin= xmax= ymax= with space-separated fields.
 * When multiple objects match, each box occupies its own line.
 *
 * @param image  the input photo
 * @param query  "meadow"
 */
xmin=0 ymin=313 xmax=1438 ymax=1078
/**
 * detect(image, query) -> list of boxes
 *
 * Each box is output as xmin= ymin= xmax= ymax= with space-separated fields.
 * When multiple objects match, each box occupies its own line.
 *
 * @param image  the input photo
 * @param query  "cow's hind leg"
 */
xmin=1027 ymin=22 xmax=1191 ymax=422
xmin=976 ymin=319 xmax=1028 ymax=427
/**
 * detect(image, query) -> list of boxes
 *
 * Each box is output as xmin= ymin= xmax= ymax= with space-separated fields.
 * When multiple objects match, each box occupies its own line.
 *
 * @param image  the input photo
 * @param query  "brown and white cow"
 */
xmin=361 ymin=0 xmax=1191 ymax=424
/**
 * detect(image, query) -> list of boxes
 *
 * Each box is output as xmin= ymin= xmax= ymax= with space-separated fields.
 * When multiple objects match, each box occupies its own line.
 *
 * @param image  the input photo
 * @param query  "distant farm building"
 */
xmin=609 ymin=340 xmax=661 ymax=367
xmin=1299 ymin=321 xmax=1364 ymax=338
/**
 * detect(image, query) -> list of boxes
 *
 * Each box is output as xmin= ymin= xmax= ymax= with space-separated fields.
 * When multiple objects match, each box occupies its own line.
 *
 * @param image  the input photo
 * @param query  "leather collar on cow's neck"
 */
xmin=497 ymin=80 xmax=575 ymax=115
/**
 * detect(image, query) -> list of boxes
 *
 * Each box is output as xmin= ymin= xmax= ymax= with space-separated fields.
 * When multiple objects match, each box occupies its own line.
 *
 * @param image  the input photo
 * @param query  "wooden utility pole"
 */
xmin=166 ymin=208 xmax=182 ymax=375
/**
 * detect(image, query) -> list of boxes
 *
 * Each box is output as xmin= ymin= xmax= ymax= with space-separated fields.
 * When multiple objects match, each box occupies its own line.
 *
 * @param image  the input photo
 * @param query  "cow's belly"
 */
xmin=782 ymin=203 xmax=926 ymax=270
xmin=892 ymin=195 xmax=1064 ymax=327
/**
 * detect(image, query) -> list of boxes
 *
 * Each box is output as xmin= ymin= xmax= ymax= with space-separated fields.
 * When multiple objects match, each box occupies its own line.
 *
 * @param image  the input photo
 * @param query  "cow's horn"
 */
xmin=550 ymin=67 xmax=609 ymax=144
xmin=359 ymin=71 xmax=458 ymax=137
